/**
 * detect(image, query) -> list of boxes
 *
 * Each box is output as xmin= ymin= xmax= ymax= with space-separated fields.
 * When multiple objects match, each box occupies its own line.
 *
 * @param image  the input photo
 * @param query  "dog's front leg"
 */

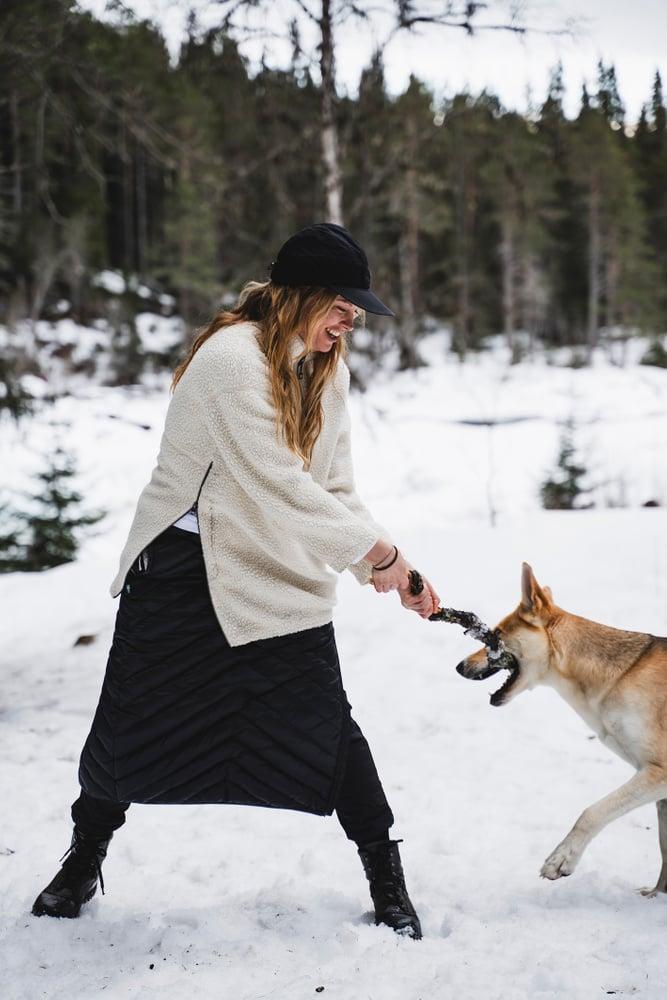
xmin=639 ymin=798 xmax=667 ymax=897
xmin=540 ymin=766 xmax=667 ymax=881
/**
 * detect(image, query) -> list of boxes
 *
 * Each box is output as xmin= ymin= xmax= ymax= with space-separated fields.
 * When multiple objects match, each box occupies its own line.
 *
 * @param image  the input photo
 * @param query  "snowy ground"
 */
xmin=2 ymin=331 xmax=667 ymax=999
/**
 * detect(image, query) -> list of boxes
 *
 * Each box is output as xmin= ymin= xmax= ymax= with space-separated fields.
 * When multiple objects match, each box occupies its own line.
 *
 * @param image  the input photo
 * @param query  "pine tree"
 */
xmin=541 ymin=61 xmax=566 ymax=127
xmin=0 ymin=1 xmax=176 ymax=330
xmin=596 ymin=60 xmax=625 ymax=131
xmin=0 ymin=354 xmax=34 ymax=423
xmin=640 ymin=338 xmax=667 ymax=368
xmin=0 ymin=498 xmax=25 ymax=572
xmin=536 ymin=63 xmax=584 ymax=347
xmin=161 ymin=113 xmax=222 ymax=324
xmin=482 ymin=107 xmax=555 ymax=359
xmin=540 ymin=421 xmax=593 ymax=510
xmin=652 ymin=70 xmax=667 ymax=134
xmin=14 ymin=445 xmax=105 ymax=571
xmin=632 ymin=70 xmax=667 ymax=328
xmin=389 ymin=76 xmax=435 ymax=369
xmin=569 ymin=79 xmax=653 ymax=357
xmin=581 ymin=83 xmax=591 ymax=112
xmin=437 ymin=92 xmax=502 ymax=356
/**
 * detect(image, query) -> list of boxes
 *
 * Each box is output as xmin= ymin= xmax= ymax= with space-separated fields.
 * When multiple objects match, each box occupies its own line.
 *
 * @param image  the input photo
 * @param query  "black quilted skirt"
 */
xmin=78 ymin=525 xmax=351 ymax=815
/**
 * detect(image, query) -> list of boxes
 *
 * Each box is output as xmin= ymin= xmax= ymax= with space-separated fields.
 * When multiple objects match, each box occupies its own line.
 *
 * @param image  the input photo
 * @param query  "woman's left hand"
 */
xmin=397 ymin=574 xmax=441 ymax=619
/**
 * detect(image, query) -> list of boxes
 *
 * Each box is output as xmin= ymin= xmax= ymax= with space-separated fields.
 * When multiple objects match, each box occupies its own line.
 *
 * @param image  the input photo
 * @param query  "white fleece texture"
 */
xmin=109 ymin=321 xmax=389 ymax=645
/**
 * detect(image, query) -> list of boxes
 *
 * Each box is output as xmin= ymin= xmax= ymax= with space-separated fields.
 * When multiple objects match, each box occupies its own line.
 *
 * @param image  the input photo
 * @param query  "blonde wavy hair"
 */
xmin=171 ymin=281 xmax=364 ymax=466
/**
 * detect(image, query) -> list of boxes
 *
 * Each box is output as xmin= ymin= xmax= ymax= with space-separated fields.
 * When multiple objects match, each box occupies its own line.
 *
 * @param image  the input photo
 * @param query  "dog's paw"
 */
xmin=638 ymin=882 xmax=667 ymax=898
xmin=540 ymin=842 xmax=580 ymax=880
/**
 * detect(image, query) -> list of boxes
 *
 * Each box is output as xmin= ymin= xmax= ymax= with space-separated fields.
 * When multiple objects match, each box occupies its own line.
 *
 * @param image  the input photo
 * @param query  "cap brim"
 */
xmin=329 ymin=285 xmax=395 ymax=317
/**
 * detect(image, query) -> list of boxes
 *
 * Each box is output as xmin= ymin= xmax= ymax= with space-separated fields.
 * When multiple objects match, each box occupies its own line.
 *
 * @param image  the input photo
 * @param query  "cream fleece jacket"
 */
xmin=109 ymin=320 xmax=389 ymax=645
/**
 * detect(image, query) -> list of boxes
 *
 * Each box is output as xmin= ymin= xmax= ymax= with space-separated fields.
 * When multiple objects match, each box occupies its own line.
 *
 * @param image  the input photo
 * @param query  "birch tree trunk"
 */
xmin=319 ymin=0 xmax=343 ymax=223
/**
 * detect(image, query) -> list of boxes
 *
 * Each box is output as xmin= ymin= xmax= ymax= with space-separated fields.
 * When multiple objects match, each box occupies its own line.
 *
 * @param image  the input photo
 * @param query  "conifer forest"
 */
xmin=2 ymin=0 xmax=666 ymax=379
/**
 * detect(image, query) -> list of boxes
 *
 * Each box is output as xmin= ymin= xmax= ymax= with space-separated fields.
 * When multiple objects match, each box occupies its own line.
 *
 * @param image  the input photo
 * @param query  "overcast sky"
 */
xmin=79 ymin=1 xmax=666 ymax=124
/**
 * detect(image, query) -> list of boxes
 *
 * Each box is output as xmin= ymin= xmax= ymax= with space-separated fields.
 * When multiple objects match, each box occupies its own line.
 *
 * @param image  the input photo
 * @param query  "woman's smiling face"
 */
xmin=310 ymin=296 xmax=361 ymax=352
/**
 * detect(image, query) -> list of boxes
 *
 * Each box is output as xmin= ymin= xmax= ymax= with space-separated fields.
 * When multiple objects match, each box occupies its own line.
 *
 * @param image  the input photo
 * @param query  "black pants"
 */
xmin=72 ymin=717 xmax=393 ymax=846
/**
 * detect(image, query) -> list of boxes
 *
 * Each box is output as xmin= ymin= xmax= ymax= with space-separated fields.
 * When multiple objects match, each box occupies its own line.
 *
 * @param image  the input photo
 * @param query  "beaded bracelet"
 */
xmin=372 ymin=544 xmax=399 ymax=571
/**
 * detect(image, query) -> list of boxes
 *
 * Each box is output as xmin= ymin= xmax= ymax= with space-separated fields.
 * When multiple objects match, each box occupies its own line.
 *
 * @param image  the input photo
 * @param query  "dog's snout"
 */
xmin=456 ymin=658 xmax=488 ymax=678
xmin=456 ymin=656 xmax=503 ymax=681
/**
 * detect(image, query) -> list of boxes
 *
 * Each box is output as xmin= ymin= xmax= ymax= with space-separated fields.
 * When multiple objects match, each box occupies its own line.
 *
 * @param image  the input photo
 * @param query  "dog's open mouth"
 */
xmin=489 ymin=659 xmax=520 ymax=706
xmin=456 ymin=654 xmax=521 ymax=706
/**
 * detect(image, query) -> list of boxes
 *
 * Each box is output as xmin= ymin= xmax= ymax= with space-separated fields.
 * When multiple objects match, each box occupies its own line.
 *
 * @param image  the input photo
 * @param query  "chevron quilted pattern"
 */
xmin=79 ymin=526 xmax=351 ymax=814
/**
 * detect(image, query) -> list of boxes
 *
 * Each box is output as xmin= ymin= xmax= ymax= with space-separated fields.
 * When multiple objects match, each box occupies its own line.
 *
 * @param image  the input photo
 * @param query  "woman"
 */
xmin=31 ymin=223 xmax=440 ymax=940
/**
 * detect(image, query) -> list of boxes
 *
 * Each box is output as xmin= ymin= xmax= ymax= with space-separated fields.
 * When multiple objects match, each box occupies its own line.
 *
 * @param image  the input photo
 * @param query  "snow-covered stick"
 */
xmin=407 ymin=570 xmax=518 ymax=670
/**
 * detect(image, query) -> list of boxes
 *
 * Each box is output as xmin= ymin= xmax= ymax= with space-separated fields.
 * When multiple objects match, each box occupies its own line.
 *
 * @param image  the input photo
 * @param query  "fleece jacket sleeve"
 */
xmin=195 ymin=374 xmax=380 ymax=574
xmin=325 ymin=396 xmax=393 ymax=586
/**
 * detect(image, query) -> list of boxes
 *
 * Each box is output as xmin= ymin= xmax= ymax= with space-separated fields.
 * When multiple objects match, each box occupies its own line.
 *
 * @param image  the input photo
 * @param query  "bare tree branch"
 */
xmin=334 ymin=1 xmax=373 ymax=23
xmin=290 ymin=0 xmax=320 ymax=25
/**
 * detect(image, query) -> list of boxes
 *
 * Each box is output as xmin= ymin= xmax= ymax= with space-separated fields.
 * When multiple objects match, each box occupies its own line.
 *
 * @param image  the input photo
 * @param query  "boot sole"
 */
xmin=31 ymin=887 xmax=96 ymax=919
xmin=375 ymin=916 xmax=422 ymax=940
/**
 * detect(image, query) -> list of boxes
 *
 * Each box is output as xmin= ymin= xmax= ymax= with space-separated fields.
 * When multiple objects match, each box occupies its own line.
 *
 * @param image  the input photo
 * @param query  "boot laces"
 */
xmin=59 ymin=838 xmax=106 ymax=895
xmin=367 ymin=845 xmax=409 ymax=907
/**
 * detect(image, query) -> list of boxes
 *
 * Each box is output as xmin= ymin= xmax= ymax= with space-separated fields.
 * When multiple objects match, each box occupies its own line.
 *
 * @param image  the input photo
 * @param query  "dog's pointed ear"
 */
xmin=521 ymin=562 xmax=552 ymax=613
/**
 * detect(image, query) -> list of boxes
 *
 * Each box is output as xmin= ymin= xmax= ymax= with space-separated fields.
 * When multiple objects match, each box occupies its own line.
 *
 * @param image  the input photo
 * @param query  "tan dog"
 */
xmin=456 ymin=563 xmax=667 ymax=894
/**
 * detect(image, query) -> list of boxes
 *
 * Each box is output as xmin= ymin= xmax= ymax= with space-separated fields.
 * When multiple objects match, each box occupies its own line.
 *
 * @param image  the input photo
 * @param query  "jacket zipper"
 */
xmin=160 ymin=459 xmax=214 ymax=536
xmin=180 ymin=459 xmax=213 ymax=519
xmin=124 ymin=460 xmax=214 ymax=586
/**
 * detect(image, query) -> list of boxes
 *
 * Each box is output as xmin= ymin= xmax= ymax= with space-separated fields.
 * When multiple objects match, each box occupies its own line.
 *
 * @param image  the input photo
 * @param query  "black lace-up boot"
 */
xmin=31 ymin=828 xmax=112 ymax=918
xmin=357 ymin=838 xmax=422 ymax=939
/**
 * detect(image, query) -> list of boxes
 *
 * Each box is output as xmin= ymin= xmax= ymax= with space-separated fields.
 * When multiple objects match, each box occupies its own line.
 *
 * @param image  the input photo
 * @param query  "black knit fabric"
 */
xmin=78 ymin=526 xmax=353 ymax=814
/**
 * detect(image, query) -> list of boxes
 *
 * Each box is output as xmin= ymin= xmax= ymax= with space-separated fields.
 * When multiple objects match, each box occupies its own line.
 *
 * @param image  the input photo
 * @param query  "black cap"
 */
xmin=268 ymin=222 xmax=395 ymax=317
